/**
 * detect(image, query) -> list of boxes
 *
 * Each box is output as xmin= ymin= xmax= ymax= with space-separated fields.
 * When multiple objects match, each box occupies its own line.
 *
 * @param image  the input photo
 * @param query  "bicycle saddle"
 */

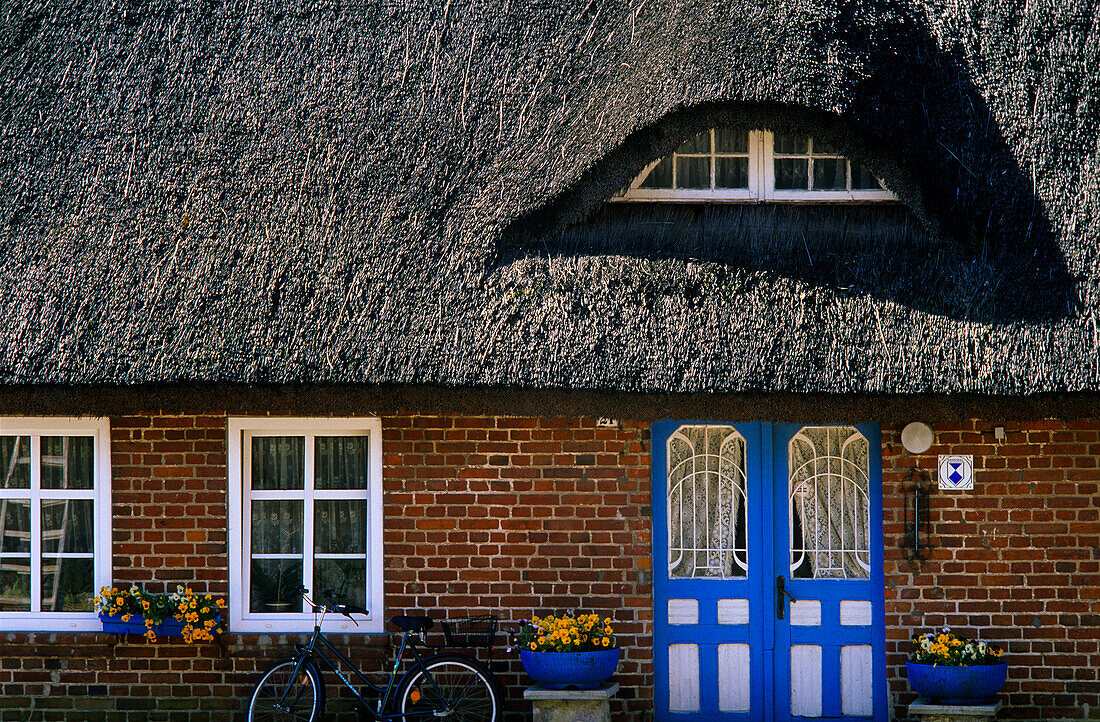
xmin=390 ymin=615 xmax=434 ymax=633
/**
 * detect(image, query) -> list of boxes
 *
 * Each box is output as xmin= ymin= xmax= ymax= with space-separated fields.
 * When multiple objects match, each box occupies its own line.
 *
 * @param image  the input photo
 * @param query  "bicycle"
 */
xmin=247 ymin=587 xmax=503 ymax=722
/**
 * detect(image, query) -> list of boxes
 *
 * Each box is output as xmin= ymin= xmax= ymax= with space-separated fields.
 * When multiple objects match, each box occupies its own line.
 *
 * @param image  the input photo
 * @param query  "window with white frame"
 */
xmin=0 ymin=418 xmax=111 ymax=631
xmin=616 ymin=130 xmax=895 ymax=202
xmin=228 ymin=418 xmax=383 ymax=633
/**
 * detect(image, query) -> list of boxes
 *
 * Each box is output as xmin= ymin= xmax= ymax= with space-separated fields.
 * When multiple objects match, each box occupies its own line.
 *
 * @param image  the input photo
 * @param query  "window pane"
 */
xmin=774 ymin=159 xmax=809 ymax=190
xmin=813 ymin=139 xmax=838 ymax=155
xmin=316 ymin=437 xmax=369 ymax=490
xmin=639 ymin=156 xmax=673 ymax=188
xmin=0 ymin=437 xmax=30 ymax=489
xmin=851 ymin=163 xmax=883 ymax=190
xmin=1 ymin=500 xmax=30 ymax=554
xmin=812 ymin=158 xmax=846 ymax=190
xmin=313 ymin=559 xmax=366 ymax=609
xmin=676 ymin=157 xmax=711 ymax=189
xmin=716 ymin=157 xmax=749 ymax=189
xmin=42 ymin=499 xmax=94 ymax=554
xmin=773 ymin=134 xmax=808 ymax=154
xmin=251 ymin=437 xmax=304 ymax=490
xmin=714 ymin=129 xmax=748 ymax=154
xmin=0 ymin=564 xmax=30 ymax=611
xmin=667 ymin=425 xmax=748 ymax=579
xmin=250 ymin=559 xmax=303 ymax=613
xmin=41 ymin=437 xmax=94 ymax=490
xmin=676 ymin=132 xmax=710 ymax=154
xmin=251 ymin=500 xmax=303 ymax=554
xmin=314 ymin=500 xmax=367 ymax=555
xmin=41 ymin=557 xmax=93 ymax=611
xmin=789 ymin=427 xmax=870 ymax=580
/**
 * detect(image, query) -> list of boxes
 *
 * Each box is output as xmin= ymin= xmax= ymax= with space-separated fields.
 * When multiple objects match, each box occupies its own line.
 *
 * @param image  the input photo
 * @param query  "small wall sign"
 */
xmin=938 ymin=455 xmax=974 ymax=490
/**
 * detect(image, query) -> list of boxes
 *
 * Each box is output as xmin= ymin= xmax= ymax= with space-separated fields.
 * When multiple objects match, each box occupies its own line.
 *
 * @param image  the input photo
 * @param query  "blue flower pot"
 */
xmin=520 ymin=648 xmax=620 ymax=690
xmin=99 ymin=612 xmax=185 ymax=637
xmin=906 ymin=661 xmax=1007 ymax=704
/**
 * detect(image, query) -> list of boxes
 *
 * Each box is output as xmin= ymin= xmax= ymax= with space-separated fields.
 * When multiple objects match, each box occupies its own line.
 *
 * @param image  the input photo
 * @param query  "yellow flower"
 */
xmin=529 ymin=642 xmax=537 ymax=650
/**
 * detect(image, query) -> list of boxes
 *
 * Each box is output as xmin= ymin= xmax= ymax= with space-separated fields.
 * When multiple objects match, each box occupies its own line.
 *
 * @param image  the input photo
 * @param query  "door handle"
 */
xmin=776 ymin=575 xmax=796 ymax=620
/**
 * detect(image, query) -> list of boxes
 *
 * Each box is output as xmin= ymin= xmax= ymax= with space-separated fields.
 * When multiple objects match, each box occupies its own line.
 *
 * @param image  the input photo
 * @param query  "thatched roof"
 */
xmin=1 ymin=0 xmax=1098 ymax=394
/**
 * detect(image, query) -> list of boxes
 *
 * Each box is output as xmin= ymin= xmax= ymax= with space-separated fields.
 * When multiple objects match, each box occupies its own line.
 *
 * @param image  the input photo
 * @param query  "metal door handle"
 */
xmin=776 ymin=575 xmax=796 ymax=620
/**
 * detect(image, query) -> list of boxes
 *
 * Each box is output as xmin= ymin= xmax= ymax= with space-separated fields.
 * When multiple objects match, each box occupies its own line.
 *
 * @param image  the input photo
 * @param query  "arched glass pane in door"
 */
xmin=667 ymin=425 xmax=748 ymax=579
xmin=788 ymin=426 xmax=870 ymax=580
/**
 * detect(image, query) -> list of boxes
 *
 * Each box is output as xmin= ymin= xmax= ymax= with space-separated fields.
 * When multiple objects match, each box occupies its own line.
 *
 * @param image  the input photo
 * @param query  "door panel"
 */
xmin=654 ymin=421 xmax=885 ymax=722
xmin=654 ymin=421 xmax=765 ymax=722
xmin=773 ymin=424 xmax=885 ymax=721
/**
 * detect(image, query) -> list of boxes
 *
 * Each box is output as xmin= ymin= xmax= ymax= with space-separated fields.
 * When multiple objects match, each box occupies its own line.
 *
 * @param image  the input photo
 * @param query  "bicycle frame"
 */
xmin=280 ymin=602 xmax=450 ymax=722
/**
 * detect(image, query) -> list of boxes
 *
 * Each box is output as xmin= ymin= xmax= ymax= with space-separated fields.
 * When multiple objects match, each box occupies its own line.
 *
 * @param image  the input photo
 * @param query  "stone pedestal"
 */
xmin=908 ymin=697 xmax=1002 ymax=722
xmin=524 ymin=683 xmax=619 ymax=722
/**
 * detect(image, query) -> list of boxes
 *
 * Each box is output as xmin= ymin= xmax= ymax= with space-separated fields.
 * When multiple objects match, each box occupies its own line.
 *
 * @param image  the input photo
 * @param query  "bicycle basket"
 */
xmin=441 ymin=615 xmax=498 ymax=650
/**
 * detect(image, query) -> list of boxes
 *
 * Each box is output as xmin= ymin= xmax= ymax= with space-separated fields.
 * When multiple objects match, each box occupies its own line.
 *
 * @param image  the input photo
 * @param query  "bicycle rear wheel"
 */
xmin=248 ymin=657 xmax=325 ymax=722
xmin=395 ymin=653 xmax=502 ymax=722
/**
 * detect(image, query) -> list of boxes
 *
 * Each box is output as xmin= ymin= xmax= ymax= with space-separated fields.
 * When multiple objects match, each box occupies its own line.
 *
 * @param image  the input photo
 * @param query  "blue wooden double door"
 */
xmin=653 ymin=422 xmax=886 ymax=721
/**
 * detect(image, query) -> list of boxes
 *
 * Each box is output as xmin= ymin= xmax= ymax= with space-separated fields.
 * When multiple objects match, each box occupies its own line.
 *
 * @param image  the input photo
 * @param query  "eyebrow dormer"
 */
xmin=616 ymin=130 xmax=895 ymax=203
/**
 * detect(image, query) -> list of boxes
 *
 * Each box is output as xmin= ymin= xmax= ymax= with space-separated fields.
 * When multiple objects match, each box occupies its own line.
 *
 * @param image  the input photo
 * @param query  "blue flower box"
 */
xmin=906 ymin=661 xmax=1007 ymax=704
xmin=99 ymin=612 xmax=185 ymax=637
xmin=520 ymin=648 xmax=620 ymax=690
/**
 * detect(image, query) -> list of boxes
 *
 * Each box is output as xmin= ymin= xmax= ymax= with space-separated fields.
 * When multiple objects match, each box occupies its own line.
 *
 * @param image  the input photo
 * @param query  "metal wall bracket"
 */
xmin=903 ymin=467 xmax=932 ymax=561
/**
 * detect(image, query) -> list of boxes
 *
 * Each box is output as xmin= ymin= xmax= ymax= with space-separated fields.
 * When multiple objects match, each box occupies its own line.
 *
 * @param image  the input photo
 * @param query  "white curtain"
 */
xmin=667 ymin=425 xmax=747 ymax=579
xmin=789 ymin=427 xmax=870 ymax=579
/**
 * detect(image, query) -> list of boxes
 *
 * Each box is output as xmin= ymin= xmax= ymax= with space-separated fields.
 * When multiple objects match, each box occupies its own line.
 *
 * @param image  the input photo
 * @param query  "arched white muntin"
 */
xmin=788 ymin=426 xmax=871 ymax=580
xmin=666 ymin=425 xmax=749 ymax=579
xmin=616 ymin=129 xmax=896 ymax=203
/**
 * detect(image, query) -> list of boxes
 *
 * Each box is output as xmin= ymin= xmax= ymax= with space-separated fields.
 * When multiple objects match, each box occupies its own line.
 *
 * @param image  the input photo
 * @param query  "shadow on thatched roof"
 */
xmin=502 ymin=99 xmax=1075 ymax=325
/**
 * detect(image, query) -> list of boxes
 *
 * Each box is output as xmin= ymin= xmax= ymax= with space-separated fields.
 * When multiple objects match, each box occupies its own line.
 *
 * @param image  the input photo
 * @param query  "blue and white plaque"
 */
xmin=938 ymin=454 xmax=974 ymax=491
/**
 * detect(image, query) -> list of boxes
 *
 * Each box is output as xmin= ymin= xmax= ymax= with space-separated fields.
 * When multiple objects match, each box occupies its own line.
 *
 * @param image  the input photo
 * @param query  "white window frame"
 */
xmin=620 ymin=130 xmax=763 ymax=202
xmin=0 ymin=417 xmax=111 ymax=632
xmin=615 ymin=130 xmax=895 ymax=203
xmin=228 ymin=417 xmax=383 ymax=633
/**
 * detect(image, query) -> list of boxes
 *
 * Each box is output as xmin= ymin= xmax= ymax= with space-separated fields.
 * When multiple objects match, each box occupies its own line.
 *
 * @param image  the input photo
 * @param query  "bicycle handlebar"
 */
xmin=293 ymin=586 xmax=369 ymax=627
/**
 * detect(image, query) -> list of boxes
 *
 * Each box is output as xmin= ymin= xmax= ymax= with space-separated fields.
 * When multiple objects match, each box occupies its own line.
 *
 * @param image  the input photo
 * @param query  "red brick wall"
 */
xmin=382 ymin=415 xmax=654 ymax=720
xmin=883 ymin=420 xmax=1100 ymax=721
xmin=1 ymin=412 xmax=1097 ymax=721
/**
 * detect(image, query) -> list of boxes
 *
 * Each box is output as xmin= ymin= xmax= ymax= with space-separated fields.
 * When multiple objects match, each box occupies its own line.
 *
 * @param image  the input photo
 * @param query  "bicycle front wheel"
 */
xmin=396 ymin=653 xmax=502 ymax=722
xmin=248 ymin=657 xmax=324 ymax=722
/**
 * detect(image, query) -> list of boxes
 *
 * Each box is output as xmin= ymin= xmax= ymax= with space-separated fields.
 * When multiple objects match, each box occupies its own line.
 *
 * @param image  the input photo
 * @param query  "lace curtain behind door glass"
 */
xmin=667 ymin=425 xmax=748 ymax=578
xmin=789 ymin=427 xmax=870 ymax=579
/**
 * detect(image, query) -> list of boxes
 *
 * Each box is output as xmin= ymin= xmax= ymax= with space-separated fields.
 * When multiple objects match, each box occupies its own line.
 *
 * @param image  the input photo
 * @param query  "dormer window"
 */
xmin=618 ymin=131 xmax=894 ymax=203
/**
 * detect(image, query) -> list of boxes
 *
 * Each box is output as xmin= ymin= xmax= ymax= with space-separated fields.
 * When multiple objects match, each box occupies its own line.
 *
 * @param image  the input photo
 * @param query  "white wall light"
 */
xmin=901 ymin=422 xmax=934 ymax=454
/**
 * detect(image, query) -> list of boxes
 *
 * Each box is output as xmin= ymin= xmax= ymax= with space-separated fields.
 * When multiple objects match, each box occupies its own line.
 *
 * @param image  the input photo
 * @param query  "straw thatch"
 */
xmin=1 ymin=0 xmax=1097 ymax=393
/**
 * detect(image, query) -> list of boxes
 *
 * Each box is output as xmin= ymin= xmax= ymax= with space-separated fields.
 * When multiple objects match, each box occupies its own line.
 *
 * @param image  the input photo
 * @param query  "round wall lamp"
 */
xmin=901 ymin=422 xmax=934 ymax=454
